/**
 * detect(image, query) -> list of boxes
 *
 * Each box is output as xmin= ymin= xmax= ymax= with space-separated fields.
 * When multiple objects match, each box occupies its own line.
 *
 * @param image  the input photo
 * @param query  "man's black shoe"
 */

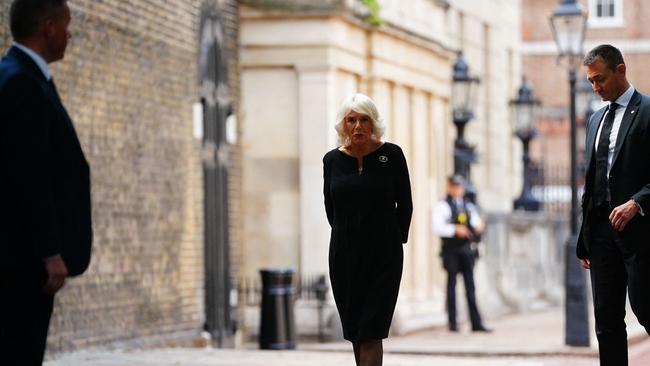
xmin=471 ymin=325 xmax=492 ymax=333
xmin=449 ymin=325 xmax=459 ymax=332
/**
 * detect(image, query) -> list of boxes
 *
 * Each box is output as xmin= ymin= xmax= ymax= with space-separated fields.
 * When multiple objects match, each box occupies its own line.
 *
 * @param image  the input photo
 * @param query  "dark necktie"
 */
xmin=593 ymin=102 xmax=618 ymax=207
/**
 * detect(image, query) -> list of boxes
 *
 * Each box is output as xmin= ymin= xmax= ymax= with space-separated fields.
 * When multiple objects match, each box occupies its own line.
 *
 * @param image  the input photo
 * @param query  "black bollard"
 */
xmin=259 ymin=268 xmax=296 ymax=350
xmin=282 ymin=269 xmax=296 ymax=349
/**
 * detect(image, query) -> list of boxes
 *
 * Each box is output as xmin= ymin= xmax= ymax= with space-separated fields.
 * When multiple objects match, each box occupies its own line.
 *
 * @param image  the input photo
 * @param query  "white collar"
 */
xmin=612 ymin=84 xmax=635 ymax=108
xmin=12 ymin=42 xmax=51 ymax=81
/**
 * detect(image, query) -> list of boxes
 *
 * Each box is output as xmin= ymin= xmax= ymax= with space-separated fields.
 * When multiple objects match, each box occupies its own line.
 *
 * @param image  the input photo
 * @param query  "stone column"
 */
xmin=296 ymin=66 xmax=337 ymax=277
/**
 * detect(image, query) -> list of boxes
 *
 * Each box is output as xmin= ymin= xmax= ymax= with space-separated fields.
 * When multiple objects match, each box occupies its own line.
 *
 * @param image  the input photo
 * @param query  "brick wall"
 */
xmin=0 ymin=0 xmax=240 ymax=353
xmin=522 ymin=0 xmax=650 ymax=166
xmin=520 ymin=0 xmax=640 ymax=41
xmin=523 ymin=0 xmax=650 ymax=103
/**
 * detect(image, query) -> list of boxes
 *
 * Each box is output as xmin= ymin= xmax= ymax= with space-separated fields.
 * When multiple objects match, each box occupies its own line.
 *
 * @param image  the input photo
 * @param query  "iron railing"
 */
xmin=237 ymin=274 xmax=328 ymax=306
xmin=530 ymin=163 xmax=585 ymax=216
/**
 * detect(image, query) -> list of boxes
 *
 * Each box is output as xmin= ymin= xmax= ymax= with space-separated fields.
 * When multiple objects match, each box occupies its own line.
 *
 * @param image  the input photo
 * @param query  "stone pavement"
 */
xmin=304 ymin=306 xmax=647 ymax=358
xmin=44 ymin=348 xmax=601 ymax=366
xmin=306 ymin=308 xmax=596 ymax=357
xmin=631 ymin=338 xmax=650 ymax=366
xmin=45 ymin=307 xmax=649 ymax=366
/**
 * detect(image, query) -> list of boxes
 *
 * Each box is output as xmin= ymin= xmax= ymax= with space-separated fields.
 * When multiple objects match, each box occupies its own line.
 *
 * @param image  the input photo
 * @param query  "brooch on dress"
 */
xmin=379 ymin=155 xmax=388 ymax=163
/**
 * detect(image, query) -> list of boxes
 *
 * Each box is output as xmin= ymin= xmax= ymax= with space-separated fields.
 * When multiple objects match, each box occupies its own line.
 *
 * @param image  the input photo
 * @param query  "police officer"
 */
xmin=433 ymin=175 xmax=491 ymax=332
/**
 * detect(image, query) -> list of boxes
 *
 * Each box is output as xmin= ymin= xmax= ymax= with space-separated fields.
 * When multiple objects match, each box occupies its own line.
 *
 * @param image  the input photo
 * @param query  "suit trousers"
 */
xmin=589 ymin=205 xmax=650 ymax=366
xmin=442 ymin=243 xmax=483 ymax=330
xmin=0 ymin=269 xmax=54 ymax=366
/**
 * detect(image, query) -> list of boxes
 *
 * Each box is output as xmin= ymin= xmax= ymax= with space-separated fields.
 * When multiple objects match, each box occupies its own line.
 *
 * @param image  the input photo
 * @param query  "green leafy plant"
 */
xmin=360 ymin=0 xmax=382 ymax=26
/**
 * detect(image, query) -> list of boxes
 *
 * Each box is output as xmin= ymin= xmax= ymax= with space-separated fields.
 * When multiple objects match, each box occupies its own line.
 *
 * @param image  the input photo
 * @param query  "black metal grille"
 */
xmin=200 ymin=6 xmax=232 ymax=347
xmin=238 ymin=274 xmax=329 ymax=306
xmin=531 ymin=163 xmax=586 ymax=216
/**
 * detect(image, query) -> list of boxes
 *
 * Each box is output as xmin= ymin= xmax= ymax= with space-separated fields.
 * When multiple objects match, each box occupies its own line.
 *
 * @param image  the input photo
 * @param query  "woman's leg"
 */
xmin=358 ymin=339 xmax=383 ymax=366
xmin=352 ymin=342 xmax=360 ymax=365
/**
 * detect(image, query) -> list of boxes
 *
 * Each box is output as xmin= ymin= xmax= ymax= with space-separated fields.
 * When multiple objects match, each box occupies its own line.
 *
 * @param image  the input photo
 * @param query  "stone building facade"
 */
xmin=0 ymin=0 xmax=240 ymax=353
xmin=239 ymin=0 xmax=522 ymax=335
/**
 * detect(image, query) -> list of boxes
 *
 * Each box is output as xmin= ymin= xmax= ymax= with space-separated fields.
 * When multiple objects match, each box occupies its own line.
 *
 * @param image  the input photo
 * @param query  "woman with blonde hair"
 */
xmin=323 ymin=93 xmax=412 ymax=366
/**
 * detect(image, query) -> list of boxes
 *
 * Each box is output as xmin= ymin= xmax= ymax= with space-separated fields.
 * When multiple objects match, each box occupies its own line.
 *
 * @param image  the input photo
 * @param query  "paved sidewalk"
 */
xmin=630 ymin=338 xmax=650 ymax=365
xmin=45 ymin=348 xmax=601 ymax=366
xmin=304 ymin=306 xmax=647 ymax=358
xmin=305 ymin=308 xmax=596 ymax=357
xmin=45 ymin=307 xmax=648 ymax=366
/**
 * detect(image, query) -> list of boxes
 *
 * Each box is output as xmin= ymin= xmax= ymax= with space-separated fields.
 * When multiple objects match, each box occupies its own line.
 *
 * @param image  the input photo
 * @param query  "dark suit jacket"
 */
xmin=577 ymin=89 xmax=650 ymax=259
xmin=0 ymin=46 xmax=92 ymax=277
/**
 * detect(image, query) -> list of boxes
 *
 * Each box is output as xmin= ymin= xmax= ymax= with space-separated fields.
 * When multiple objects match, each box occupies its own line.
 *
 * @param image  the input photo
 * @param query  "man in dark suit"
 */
xmin=0 ymin=1 xmax=92 ymax=364
xmin=577 ymin=44 xmax=650 ymax=365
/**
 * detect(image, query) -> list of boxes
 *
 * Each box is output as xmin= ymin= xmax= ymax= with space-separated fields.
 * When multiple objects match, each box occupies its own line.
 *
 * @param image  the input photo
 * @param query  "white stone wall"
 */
xmin=482 ymin=212 xmax=569 ymax=314
xmin=241 ymin=68 xmax=301 ymax=274
xmin=373 ymin=0 xmax=523 ymax=210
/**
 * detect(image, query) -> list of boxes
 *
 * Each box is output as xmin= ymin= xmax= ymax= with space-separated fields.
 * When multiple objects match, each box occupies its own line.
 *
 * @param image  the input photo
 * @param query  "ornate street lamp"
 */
xmin=549 ymin=0 xmax=589 ymax=347
xmin=550 ymin=0 xmax=588 ymax=71
xmin=510 ymin=78 xmax=541 ymax=211
xmin=452 ymin=52 xmax=480 ymax=201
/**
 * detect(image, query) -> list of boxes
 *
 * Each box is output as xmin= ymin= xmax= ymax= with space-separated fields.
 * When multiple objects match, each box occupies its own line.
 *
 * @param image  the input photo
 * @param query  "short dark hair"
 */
xmin=10 ymin=0 xmax=66 ymax=41
xmin=448 ymin=174 xmax=465 ymax=186
xmin=583 ymin=44 xmax=625 ymax=71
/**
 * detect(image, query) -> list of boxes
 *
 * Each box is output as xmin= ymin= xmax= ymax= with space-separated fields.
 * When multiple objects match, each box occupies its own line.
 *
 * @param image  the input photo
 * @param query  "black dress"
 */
xmin=323 ymin=142 xmax=413 ymax=342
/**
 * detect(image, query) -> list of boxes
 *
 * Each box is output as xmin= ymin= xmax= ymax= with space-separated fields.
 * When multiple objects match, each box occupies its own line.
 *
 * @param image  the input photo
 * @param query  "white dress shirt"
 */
xmin=594 ymin=84 xmax=635 ymax=176
xmin=432 ymin=198 xmax=482 ymax=239
xmin=593 ymin=85 xmax=645 ymax=215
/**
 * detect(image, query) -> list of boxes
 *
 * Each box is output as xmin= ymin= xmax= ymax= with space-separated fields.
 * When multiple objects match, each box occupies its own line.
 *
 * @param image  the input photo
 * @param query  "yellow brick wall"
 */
xmin=0 ymin=0 xmax=240 ymax=352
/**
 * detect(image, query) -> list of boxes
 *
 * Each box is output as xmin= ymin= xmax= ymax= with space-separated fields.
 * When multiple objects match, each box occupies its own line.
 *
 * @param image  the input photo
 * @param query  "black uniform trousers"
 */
xmin=0 ymin=269 xmax=53 ymax=366
xmin=442 ymin=242 xmax=482 ymax=330
xmin=589 ymin=203 xmax=650 ymax=366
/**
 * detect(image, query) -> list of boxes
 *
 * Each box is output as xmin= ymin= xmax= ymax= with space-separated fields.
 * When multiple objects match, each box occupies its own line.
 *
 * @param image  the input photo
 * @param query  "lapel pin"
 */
xmin=379 ymin=155 xmax=388 ymax=163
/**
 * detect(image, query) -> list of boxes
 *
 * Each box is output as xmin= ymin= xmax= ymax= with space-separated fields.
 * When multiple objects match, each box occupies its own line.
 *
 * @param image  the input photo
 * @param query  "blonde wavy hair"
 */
xmin=334 ymin=93 xmax=386 ymax=146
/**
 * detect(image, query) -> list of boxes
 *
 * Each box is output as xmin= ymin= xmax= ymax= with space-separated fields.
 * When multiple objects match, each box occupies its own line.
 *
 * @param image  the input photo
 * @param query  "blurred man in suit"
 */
xmin=578 ymin=44 xmax=650 ymax=365
xmin=0 ymin=1 xmax=92 ymax=364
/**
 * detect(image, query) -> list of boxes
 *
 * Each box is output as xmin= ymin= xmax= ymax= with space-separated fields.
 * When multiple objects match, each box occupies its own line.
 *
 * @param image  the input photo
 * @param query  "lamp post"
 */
xmin=549 ymin=0 xmax=589 ymax=347
xmin=510 ymin=78 xmax=541 ymax=211
xmin=576 ymin=76 xmax=599 ymax=175
xmin=452 ymin=52 xmax=480 ymax=201
xmin=576 ymin=76 xmax=595 ymax=123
